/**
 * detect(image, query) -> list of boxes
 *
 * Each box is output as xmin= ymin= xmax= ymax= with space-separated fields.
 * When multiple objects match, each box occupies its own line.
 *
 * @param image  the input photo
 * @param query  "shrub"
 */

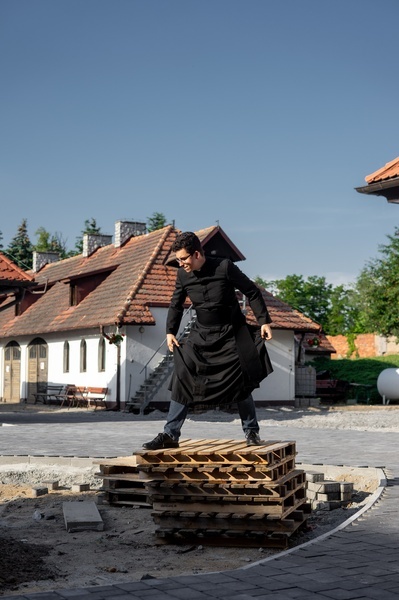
xmin=311 ymin=355 xmax=399 ymax=403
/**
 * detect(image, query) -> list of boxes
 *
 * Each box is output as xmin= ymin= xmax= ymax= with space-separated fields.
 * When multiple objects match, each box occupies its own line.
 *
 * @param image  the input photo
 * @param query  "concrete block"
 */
xmin=42 ymin=480 xmax=59 ymax=490
xmin=317 ymin=492 xmax=341 ymax=502
xmin=341 ymin=492 xmax=353 ymax=501
xmin=306 ymin=471 xmax=325 ymax=483
xmin=71 ymin=483 xmax=91 ymax=492
xmin=63 ymin=501 xmax=104 ymax=532
xmin=307 ymin=481 xmax=340 ymax=493
xmin=95 ymin=492 xmax=107 ymax=505
xmin=31 ymin=486 xmax=48 ymax=497
xmin=321 ymin=481 xmax=341 ymax=493
xmin=340 ymin=482 xmax=354 ymax=493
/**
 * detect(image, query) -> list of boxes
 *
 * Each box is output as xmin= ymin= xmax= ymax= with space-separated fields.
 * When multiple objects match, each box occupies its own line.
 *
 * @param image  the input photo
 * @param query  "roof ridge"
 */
xmin=115 ymin=226 xmax=174 ymax=325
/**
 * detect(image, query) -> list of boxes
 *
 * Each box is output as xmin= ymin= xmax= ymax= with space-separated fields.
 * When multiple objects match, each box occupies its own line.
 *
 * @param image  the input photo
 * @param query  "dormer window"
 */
xmin=66 ymin=268 xmax=116 ymax=307
xmin=70 ymin=283 xmax=78 ymax=306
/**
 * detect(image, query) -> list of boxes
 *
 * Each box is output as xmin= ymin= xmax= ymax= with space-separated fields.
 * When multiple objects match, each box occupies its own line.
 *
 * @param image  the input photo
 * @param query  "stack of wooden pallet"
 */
xmin=134 ymin=438 xmax=310 ymax=548
xmin=94 ymin=456 xmax=151 ymax=507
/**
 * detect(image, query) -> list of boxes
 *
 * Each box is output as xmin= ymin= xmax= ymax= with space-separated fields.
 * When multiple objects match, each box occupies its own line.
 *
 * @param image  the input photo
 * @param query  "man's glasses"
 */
xmin=176 ymin=254 xmax=193 ymax=264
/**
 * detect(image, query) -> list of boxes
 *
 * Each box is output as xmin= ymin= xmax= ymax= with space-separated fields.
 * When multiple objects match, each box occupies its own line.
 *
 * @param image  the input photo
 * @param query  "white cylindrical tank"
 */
xmin=377 ymin=368 xmax=399 ymax=404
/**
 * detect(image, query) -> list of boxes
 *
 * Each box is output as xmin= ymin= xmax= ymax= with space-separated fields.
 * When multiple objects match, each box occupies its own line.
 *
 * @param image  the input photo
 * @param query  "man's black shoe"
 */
xmin=142 ymin=432 xmax=179 ymax=450
xmin=245 ymin=431 xmax=261 ymax=446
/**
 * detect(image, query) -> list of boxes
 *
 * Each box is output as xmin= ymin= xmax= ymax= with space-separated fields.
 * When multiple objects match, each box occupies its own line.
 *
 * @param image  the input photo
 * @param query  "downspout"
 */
xmin=115 ymin=342 xmax=121 ymax=411
xmin=100 ymin=324 xmax=122 ymax=411
xmin=297 ymin=332 xmax=305 ymax=364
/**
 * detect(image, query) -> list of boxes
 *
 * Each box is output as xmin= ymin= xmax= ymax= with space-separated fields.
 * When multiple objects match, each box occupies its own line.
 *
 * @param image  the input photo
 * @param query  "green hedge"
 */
xmin=311 ymin=355 xmax=399 ymax=404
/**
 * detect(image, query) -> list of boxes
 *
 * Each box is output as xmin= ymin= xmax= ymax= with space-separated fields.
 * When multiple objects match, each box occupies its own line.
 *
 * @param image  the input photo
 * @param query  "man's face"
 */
xmin=175 ymin=249 xmax=204 ymax=272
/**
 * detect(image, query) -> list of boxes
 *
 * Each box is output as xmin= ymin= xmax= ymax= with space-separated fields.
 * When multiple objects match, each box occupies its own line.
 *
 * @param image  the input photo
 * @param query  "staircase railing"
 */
xmin=126 ymin=306 xmax=195 ymax=413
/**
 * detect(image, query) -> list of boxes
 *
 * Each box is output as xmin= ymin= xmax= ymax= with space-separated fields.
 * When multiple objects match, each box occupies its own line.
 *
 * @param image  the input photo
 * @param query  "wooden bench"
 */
xmin=57 ymin=385 xmax=108 ymax=409
xmin=33 ymin=384 xmax=65 ymax=405
xmin=85 ymin=387 xmax=108 ymax=409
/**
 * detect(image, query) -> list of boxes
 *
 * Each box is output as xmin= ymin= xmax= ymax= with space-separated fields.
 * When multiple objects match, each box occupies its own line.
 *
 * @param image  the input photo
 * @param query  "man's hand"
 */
xmin=261 ymin=324 xmax=272 ymax=341
xmin=167 ymin=333 xmax=180 ymax=352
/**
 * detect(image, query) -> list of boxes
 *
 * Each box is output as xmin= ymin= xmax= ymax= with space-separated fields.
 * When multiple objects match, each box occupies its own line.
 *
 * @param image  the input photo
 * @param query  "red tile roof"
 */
xmin=0 ymin=225 xmax=321 ymax=337
xmin=302 ymin=332 xmax=336 ymax=353
xmin=365 ymin=156 xmax=399 ymax=184
xmin=244 ymin=289 xmax=320 ymax=333
xmin=0 ymin=252 xmax=34 ymax=283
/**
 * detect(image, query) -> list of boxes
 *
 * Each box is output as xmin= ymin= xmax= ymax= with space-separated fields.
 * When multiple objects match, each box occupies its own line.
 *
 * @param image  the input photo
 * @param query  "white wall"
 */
xmin=123 ymin=307 xmax=193 ymax=405
xmin=252 ymin=330 xmax=296 ymax=403
xmin=1 ymin=330 xmax=120 ymax=404
xmin=0 ymin=322 xmax=296 ymax=406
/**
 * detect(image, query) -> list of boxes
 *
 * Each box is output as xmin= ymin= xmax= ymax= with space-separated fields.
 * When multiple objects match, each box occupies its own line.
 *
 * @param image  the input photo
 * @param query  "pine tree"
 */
xmin=6 ymin=219 xmax=33 ymax=270
xmin=147 ymin=212 xmax=167 ymax=232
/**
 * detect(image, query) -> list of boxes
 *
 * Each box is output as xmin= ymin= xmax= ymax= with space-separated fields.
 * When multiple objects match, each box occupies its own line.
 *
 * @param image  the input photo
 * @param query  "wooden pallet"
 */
xmin=94 ymin=440 xmax=310 ymax=546
xmin=153 ymin=505 xmax=311 ymax=547
xmin=146 ymin=469 xmax=306 ymax=499
xmin=134 ymin=439 xmax=297 ymax=466
xmin=93 ymin=456 xmax=151 ymax=507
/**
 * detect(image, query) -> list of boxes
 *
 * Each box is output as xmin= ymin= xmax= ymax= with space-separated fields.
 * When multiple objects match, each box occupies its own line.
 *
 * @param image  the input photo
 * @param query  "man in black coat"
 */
xmin=143 ymin=231 xmax=273 ymax=450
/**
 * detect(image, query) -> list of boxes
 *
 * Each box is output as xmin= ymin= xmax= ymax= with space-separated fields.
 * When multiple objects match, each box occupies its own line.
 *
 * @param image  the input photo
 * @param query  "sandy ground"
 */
xmin=0 ymin=403 xmax=391 ymax=596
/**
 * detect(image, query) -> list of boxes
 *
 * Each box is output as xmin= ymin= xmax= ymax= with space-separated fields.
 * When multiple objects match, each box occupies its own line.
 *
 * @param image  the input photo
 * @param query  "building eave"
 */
xmin=355 ymin=177 xmax=399 ymax=203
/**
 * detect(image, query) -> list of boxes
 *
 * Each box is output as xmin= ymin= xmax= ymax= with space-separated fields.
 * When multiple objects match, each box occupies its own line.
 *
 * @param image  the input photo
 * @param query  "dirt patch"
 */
xmin=0 ymin=470 xmax=379 ymax=597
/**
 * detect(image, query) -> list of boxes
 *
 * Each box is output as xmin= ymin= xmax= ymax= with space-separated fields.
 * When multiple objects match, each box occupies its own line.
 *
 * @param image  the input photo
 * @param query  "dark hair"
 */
xmin=172 ymin=232 xmax=203 ymax=255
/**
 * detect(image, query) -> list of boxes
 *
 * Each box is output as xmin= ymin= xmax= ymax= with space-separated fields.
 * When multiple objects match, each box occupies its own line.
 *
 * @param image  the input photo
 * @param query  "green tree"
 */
xmin=269 ymin=274 xmax=331 ymax=328
xmin=326 ymin=285 xmax=361 ymax=335
xmin=255 ymin=273 xmax=360 ymax=335
xmin=254 ymin=276 xmax=271 ymax=290
xmin=0 ymin=230 xmax=3 ymax=249
xmin=147 ymin=212 xmax=167 ymax=232
xmin=354 ymin=228 xmax=399 ymax=337
xmin=6 ymin=219 xmax=33 ymax=270
xmin=74 ymin=218 xmax=102 ymax=254
xmin=34 ymin=227 xmax=71 ymax=259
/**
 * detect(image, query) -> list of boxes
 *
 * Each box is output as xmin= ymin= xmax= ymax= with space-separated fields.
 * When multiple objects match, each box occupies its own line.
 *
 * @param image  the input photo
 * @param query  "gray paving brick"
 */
xmin=24 ymin=595 xmax=64 ymax=600
xmin=317 ymin=589 xmax=369 ymax=599
xmin=105 ymin=595 xmax=145 ymax=600
xmin=164 ymin=588 xmax=215 ymax=599
xmin=112 ymin=582 xmax=159 ymax=592
xmin=2 ymin=411 xmax=399 ymax=600
xmin=360 ymin=588 xmax=399 ymax=599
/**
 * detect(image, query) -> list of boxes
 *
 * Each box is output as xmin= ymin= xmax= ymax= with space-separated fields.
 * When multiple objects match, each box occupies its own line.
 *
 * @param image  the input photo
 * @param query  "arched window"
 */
xmin=63 ymin=341 xmax=70 ymax=373
xmin=80 ymin=339 xmax=87 ymax=373
xmin=5 ymin=341 xmax=21 ymax=361
xmin=98 ymin=337 xmax=106 ymax=372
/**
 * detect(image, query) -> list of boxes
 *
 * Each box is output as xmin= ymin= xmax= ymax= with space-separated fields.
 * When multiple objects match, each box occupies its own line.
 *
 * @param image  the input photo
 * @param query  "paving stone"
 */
xmin=319 ymin=589 xmax=369 ymax=599
xmin=31 ymin=485 xmax=48 ymax=497
xmin=62 ymin=501 xmax=104 ymax=532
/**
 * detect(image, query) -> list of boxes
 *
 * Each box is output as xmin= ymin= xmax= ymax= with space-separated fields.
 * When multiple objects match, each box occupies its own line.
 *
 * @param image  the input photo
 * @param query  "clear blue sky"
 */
xmin=2 ymin=0 xmax=399 ymax=286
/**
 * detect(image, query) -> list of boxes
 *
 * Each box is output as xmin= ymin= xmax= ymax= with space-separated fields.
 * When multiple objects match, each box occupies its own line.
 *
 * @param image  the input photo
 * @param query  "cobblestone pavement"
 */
xmin=1 ymin=408 xmax=398 ymax=599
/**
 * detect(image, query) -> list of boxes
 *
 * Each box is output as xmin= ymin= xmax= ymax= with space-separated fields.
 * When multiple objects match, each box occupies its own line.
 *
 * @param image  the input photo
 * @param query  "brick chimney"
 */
xmin=83 ymin=233 xmax=112 ymax=257
xmin=32 ymin=251 xmax=60 ymax=273
xmin=114 ymin=220 xmax=147 ymax=248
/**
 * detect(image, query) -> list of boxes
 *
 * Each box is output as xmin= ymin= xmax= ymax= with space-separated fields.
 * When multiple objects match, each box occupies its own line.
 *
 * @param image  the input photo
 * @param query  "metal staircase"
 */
xmin=126 ymin=308 xmax=196 ymax=414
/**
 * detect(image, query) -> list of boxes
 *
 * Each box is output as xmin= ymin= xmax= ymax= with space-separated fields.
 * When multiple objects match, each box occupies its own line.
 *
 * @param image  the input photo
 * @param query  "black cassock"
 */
xmin=166 ymin=257 xmax=273 ymax=408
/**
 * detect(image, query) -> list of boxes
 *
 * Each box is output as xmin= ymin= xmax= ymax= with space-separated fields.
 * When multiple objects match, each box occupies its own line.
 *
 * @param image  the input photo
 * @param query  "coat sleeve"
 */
xmin=226 ymin=260 xmax=272 ymax=326
xmin=166 ymin=270 xmax=188 ymax=335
